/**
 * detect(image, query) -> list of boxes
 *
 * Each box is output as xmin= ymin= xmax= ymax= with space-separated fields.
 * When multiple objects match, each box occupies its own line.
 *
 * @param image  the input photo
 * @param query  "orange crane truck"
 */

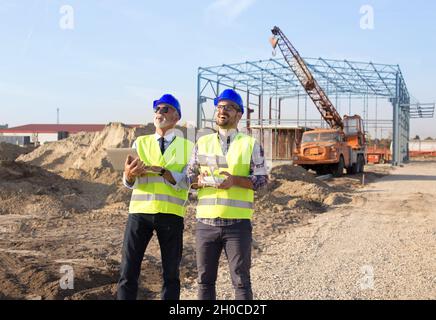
xmin=270 ymin=26 xmax=366 ymax=176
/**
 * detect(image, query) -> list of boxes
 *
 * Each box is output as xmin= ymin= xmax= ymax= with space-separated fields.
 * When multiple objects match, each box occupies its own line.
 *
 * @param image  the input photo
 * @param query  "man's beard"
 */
xmin=215 ymin=118 xmax=230 ymax=127
xmin=216 ymin=114 xmax=233 ymax=127
xmin=154 ymin=117 xmax=172 ymax=129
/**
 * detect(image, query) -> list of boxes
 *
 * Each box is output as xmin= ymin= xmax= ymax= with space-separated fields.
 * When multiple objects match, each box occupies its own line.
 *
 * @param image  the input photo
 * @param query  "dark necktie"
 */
xmin=159 ymin=137 xmax=165 ymax=155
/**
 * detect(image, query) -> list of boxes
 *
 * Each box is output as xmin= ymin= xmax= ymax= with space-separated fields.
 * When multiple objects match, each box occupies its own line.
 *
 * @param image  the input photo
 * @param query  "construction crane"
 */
xmin=270 ymin=26 xmax=343 ymax=130
xmin=270 ymin=26 xmax=366 ymax=176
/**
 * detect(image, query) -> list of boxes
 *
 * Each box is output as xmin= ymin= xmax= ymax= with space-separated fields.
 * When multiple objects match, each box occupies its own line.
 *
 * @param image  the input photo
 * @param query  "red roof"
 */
xmin=0 ymin=124 xmax=143 ymax=134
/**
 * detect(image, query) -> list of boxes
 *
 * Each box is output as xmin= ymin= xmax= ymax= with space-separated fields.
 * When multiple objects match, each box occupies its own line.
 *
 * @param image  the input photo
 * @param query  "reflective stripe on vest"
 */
xmin=131 ymin=193 xmax=186 ymax=206
xmin=197 ymin=198 xmax=253 ymax=209
xmin=137 ymin=176 xmax=165 ymax=184
xmin=137 ymin=176 xmax=189 ymax=190
xmin=196 ymin=132 xmax=256 ymax=219
xmin=129 ymin=135 xmax=194 ymax=217
xmin=198 ymin=154 xmax=228 ymax=168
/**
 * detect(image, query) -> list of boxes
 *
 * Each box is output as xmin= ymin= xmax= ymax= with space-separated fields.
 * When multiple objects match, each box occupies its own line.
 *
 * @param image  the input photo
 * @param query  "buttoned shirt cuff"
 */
xmin=248 ymin=174 xmax=269 ymax=191
xmin=122 ymin=172 xmax=136 ymax=189
xmin=168 ymin=170 xmax=189 ymax=191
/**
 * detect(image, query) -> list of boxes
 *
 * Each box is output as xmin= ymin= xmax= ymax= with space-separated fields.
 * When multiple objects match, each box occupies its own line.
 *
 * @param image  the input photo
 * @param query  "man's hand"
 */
xmin=217 ymin=171 xmax=236 ymax=189
xmin=138 ymin=165 xmax=177 ymax=185
xmin=218 ymin=171 xmax=254 ymax=190
xmin=145 ymin=166 xmax=164 ymax=174
xmin=192 ymin=171 xmax=209 ymax=189
xmin=124 ymin=155 xmax=146 ymax=184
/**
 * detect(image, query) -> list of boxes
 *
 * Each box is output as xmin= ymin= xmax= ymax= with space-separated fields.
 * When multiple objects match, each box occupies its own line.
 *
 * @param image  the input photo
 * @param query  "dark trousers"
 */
xmin=117 ymin=213 xmax=184 ymax=300
xmin=196 ymin=220 xmax=253 ymax=300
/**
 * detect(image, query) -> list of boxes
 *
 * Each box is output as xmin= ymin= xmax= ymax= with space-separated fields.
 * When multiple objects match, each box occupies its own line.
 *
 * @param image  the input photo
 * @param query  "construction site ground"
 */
xmin=197 ymin=160 xmax=435 ymax=300
xmin=0 ymin=128 xmax=434 ymax=300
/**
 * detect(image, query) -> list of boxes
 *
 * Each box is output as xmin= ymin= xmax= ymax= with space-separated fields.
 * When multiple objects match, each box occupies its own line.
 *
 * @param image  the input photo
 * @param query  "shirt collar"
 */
xmin=217 ymin=128 xmax=238 ymax=141
xmin=155 ymin=129 xmax=175 ymax=142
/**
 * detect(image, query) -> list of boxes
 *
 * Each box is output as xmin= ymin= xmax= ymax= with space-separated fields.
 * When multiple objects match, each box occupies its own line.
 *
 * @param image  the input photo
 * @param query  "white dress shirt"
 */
xmin=122 ymin=130 xmax=188 ymax=190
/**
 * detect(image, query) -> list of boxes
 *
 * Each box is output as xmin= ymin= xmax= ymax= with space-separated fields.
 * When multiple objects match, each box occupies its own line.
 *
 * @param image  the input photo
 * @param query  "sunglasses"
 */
xmin=154 ymin=106 xmax=170 ymax=114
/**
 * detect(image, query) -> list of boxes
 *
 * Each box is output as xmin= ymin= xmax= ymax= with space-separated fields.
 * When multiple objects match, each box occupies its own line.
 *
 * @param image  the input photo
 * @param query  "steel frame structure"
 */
xmin=197 ymin=57 xmax=434 ymax=165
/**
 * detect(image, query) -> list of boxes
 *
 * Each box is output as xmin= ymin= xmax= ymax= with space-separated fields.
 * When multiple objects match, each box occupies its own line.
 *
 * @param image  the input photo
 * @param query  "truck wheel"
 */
xmin=333 ymin=156 xmax=345 ymax=177
xmin=349 ymin=162 xmax=358 ymax=175
xmin=315 ymin=168 xmax=324 ymax=175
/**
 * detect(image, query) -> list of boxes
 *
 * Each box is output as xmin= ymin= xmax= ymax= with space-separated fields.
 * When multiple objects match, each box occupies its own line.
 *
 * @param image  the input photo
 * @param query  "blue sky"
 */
xmin=1 ymin=0 xmax=435 ymax=137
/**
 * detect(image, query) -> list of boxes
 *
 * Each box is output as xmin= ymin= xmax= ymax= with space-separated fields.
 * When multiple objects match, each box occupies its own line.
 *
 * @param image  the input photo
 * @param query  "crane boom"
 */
xmin=270 ymin=26 xmax=344 ymax=129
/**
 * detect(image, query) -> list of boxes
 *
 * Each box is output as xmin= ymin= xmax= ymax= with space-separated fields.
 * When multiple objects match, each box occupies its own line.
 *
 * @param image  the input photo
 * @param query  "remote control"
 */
xmin=201 ymin=176 xmax=224 ymax=187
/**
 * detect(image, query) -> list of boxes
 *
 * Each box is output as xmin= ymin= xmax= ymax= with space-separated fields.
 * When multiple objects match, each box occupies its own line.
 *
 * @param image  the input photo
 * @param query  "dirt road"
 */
xmin=189 ymin=160 xmax=435 ymax=299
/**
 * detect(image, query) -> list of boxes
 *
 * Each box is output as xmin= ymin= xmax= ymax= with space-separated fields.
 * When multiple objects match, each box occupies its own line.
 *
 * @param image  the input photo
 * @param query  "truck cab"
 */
xmin=293 ymin=115 xmax=366 ymax=176
xmin=294 ymin=129 xmax=350 ymax=175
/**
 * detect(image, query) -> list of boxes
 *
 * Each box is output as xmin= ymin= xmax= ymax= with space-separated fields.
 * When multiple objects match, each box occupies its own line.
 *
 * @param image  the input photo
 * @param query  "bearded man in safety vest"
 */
xmin=187 ymin=89 xmax=269 ymax=300
xmin=117 ymin=94 xmax=194 ymax=300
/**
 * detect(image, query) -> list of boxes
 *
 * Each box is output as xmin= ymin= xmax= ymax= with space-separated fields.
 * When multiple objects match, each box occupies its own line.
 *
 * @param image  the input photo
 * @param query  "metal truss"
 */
xmin=404 ymin=103 xmax=435 ymax=119
xmin=197 ymin=57 xmax=433 ymax=165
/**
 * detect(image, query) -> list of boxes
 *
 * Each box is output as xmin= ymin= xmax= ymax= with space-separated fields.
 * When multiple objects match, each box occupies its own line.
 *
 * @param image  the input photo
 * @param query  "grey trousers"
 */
xmin=195 ymin=220 xmax=253 ymax=300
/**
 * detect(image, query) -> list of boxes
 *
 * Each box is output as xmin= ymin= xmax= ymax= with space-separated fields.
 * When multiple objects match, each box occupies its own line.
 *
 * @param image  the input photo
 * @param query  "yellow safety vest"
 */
xmin=196 ymin=132 xmax=256 ymax=219
xmin=129 ymin=135 xmax=194 ymax=217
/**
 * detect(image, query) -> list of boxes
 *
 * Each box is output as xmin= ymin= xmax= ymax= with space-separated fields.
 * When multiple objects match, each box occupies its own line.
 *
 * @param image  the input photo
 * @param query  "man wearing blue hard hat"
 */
xmin=187 ymin=89 xmax=268 ymax=300
xmin=117 ymin=94 xmax=194 ymax=300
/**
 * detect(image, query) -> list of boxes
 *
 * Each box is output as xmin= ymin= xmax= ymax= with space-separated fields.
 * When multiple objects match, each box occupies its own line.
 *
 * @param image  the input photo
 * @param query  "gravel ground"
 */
xmin=181 ymin=161 xmax=436 ymax=300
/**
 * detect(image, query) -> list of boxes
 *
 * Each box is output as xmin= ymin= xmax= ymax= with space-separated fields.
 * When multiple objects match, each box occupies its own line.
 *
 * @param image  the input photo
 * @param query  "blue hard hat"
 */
xmin=153 ymin=94 xmax=181 ymax=119
xmin=214 ymin=89 xmax=244 ymax=114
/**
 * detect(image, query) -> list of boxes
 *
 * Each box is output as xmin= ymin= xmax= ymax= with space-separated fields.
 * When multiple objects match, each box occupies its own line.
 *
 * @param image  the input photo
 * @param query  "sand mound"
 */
xmin=270 ymin=165 xmax=328 ymax=187
xmin=5 ymin=126 xmax=340 ymax=229
xmin=248 ymin=165 xmax=339 ymax=237
xmin=253 ymin=182 xmax=328 ymax=237
xmin=9 ymin=130 xmax=340 ymax=222
xmin=0 ymin=161 xmax=78 ymax=216
xmin=2 ymin=122 xmax=190 ymax=217
xmin=17 ymin=122 xmax=191 ymax=183
xmin=17 ymin=123 xmax=154 ymax=178
xmin=265 ymin=165 xmax=331 ymax=205
xmin=0 ymin=160 xmax=60 ymax=181
xmin=0 ymin=161 xmax=120 ymax=216
xmin=0 ymin=142 xmax=34 ymax=161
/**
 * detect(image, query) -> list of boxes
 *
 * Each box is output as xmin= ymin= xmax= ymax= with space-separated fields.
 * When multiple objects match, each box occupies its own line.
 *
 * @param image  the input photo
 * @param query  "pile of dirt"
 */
xmin=183 ymin=165 xmax=348 ymax=243
xmin=8 ymin=128 xmax=343 ymax=227
xmin=0 ymin=142 xmax=34 ymax=161
xmin=0 ymin=161 xmax=119 ymax=216
xmin=270 ymin=164 xmax=328 ymax=186
xmin=249 ymin=165 xmax=352 ymax=238
xmin=17 ymin=122 xmax=191 ymax=184
xmin=268 ymin=165 xmax=331 ymax=203
xmin=1 ymin=122 xmax=190 ymax=217
xmin=17 ymin=123 xmax=152 ymax=181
